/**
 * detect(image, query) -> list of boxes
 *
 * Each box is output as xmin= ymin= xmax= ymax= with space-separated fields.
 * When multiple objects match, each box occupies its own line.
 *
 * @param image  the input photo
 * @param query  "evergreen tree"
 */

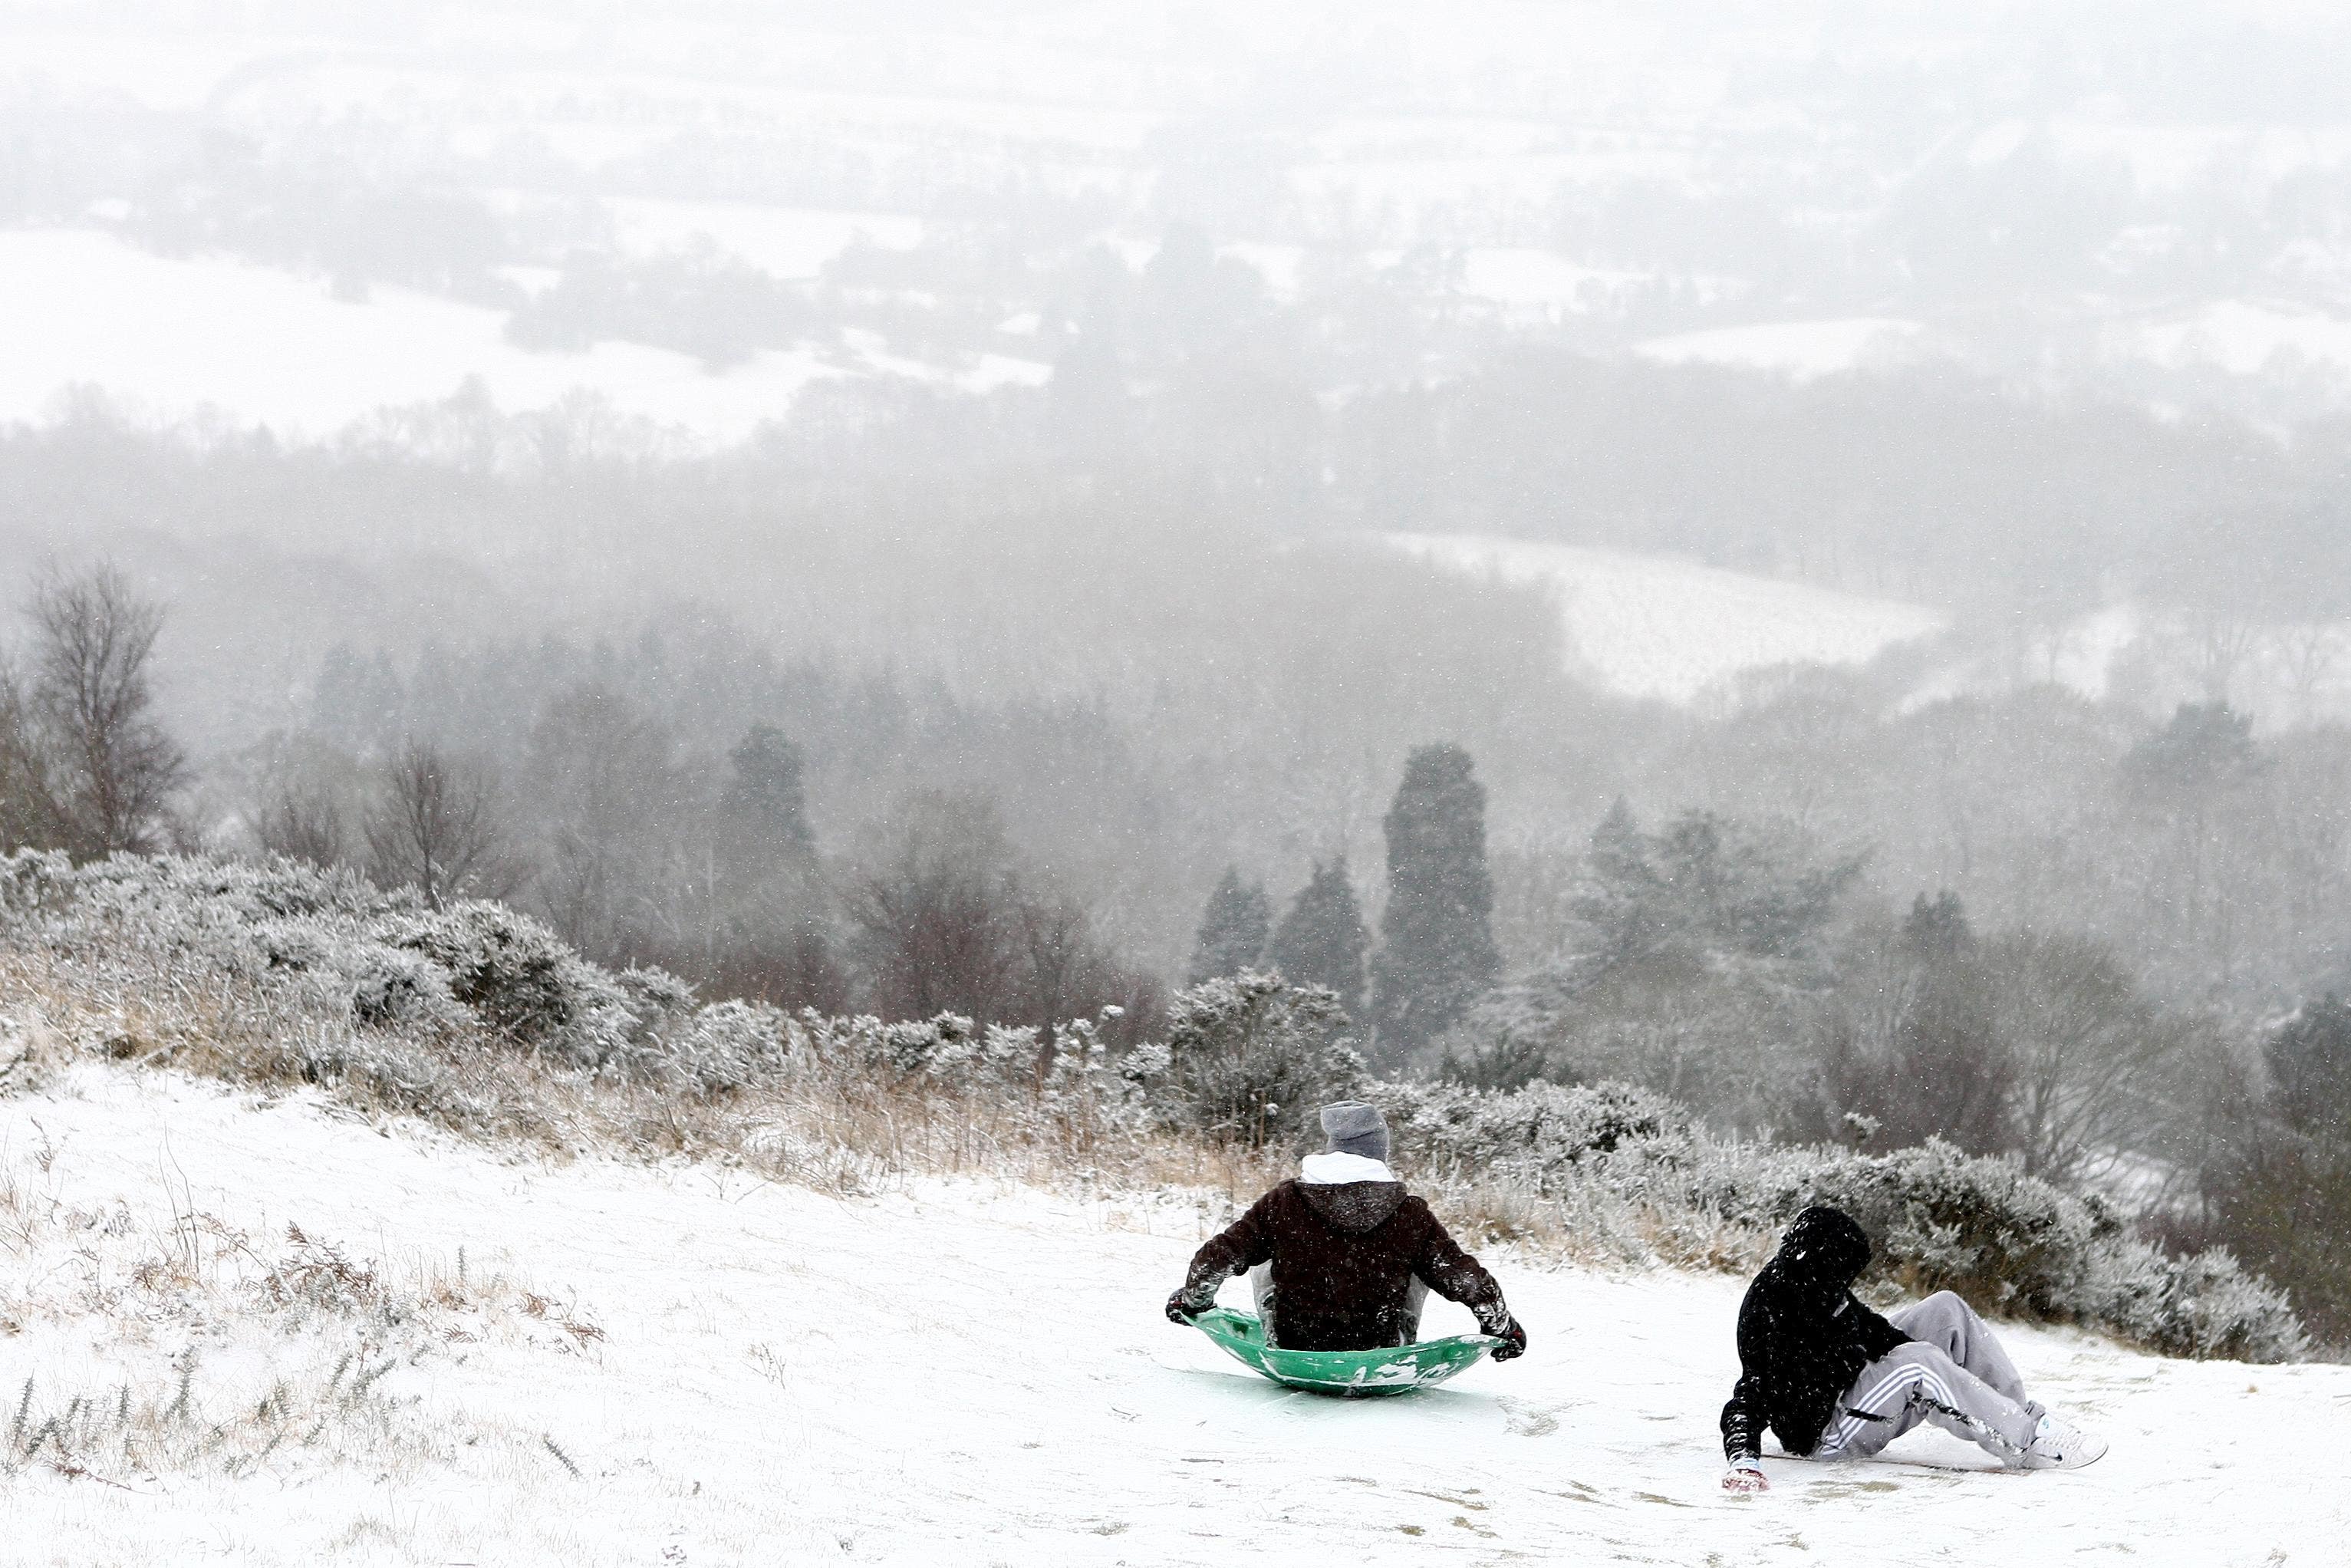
xmin=720 ymin=724 xmax=814 ymax=861
xmin=1370 ymin=743 xmax=1500 ymax=1065
xmin=1893 ymin=891 xmax=2010 ymax=1154
xmin=2268 ymin=994 xmax=2351 ymax=1141
xmin=1574 ymin=802 xmax=1862 ymax=977
xmin=1266 ymin=858 xmax=1370 ymax=1020
xmin=1902 ymin=888 xmax=1972 ymax=959
xmin=1576 ymin=796 xmax=1664 ymax=967
xmin=1188 ymin=866 xmax=1271 ymax=985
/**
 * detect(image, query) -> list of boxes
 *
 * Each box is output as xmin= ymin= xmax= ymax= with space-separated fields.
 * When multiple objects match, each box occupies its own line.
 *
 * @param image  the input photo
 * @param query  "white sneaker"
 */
xmin=2022 ymin=1412 xmax=2108 ymax=1471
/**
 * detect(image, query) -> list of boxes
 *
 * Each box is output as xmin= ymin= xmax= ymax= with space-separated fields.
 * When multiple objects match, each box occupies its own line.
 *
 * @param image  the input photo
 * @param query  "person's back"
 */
xmin=1164 ymin=1102 xmax=1526 ymax=1359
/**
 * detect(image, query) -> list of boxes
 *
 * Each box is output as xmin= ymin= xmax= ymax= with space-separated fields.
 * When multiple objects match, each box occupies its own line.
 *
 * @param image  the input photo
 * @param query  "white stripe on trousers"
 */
xmin=1813 ymin=1361 xmax=1966 ymax=1458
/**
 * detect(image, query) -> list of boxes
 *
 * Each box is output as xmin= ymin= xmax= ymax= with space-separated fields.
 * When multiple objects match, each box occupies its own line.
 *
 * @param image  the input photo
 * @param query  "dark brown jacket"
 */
xmin=1177 ymin=1178 xmax=1508 ymax=1351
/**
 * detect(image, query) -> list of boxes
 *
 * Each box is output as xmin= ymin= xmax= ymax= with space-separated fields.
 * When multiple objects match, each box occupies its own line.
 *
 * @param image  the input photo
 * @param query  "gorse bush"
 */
xmin=0 ymin=849 xmax=2309 ymax=1364
xmin=1370 ymin=1077 xmax=1693 ymax=1191
xmin=1365 ymin=1078 xmax=2304 ymax=1362
xmin=1144 ymin=970 xmax=1367 ymax=1146
xmin=0 ymin=852 xmax=685 ymax=1070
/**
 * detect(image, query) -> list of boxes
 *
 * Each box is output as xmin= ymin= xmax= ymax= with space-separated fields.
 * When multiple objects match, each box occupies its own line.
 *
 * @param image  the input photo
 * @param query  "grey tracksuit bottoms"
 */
xmin=1813 ymin=1292 xmax=2045 ymax=1464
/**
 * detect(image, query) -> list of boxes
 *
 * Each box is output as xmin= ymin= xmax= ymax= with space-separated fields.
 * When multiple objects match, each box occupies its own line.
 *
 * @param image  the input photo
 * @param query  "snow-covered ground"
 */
xmin=1636 ymin=318 xmax=1929 ymax=380
xmin=602 ymin=200 xmax=925 ymax=280
xmin=0 ymin=229 xmax=833 ymax=441
xmin=1392 ymin=533 xmax=1946 ymax=703
xmin=2135 ymin=300 xmax=2351 ymax=379
xmin=0 ymin=229 xmax=1045 ymax=443
xmin=5 ymin=1064 xmax=2341 ymax=1566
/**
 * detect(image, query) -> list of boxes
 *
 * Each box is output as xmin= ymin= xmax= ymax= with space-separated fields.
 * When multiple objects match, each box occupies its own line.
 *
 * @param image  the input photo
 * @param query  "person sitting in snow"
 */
xmin=1163 ymin=1101 xmax=1527 ymax=1359
xmin=1720 ymin=1204 xmax=2105 ymax=1492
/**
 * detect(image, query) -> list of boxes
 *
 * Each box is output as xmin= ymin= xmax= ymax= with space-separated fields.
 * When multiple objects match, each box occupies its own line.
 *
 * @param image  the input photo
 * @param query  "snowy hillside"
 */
xmin=5 ymin=1062 xmax=2342 ymax=1568
xmin=1635 ymin=318 xmax=1930 ymax=381
xmin=0 ymin=229 xmax=1045 ymax=443
xmin=1391 ymin=532 xmax=1947 ymax=703
xmin=11 ymin=0 xmax=2351 ymax=443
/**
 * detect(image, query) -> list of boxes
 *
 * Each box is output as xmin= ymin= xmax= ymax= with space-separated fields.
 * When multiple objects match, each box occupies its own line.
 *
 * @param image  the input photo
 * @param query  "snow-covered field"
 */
xmin=5 ymin=1064 xmax=2341 ymax=1567
xmin=1392 ymin=533 xmax=1946 ymax=703
xmin=1636 ymin=318 xmax=1929 ymax=380
xmin=0 ymin=229 xmax=1045 ymax=443
xmin=2135 ymin=300 xmax=2351 ymax=379
xmin=0 ymin=229 xmax=835 ymax=442
xmin=602 ymin=200 xmax=926 ymax=280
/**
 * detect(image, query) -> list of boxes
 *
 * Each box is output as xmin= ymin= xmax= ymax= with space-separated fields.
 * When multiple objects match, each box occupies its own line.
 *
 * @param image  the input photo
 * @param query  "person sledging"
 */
xmin=1164 ymin=1101 xmax=1527 ymax=1359
xmin=1720 ymin=1205 xmax=2105 ymax=1491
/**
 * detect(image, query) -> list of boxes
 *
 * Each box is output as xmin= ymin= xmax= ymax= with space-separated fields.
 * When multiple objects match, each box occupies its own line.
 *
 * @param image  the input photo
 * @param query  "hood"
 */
xmin=1300 ymin=1151 xmax=1394 ymax=1186
xmin=1773 ymin=1205 xmax=1872 ymax=1287
xmin=1296 ymin=1177 xmax=1407 ymax=1234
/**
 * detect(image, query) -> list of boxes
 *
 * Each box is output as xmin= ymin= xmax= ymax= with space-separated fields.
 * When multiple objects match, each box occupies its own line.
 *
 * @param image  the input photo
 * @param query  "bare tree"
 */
xmin=0 ymin=657 xmax=61 ymax=851
xmin=23 ymin=565 xmax=188 ymax=857
xmin=843 ymin=791 xmax=1022 ymax=1022
xmin=526 ymin=684 xmax=685 ymax=958
xmin=1988 ymin=929 xmax=2179 ymax=1180
xmin=363 ymin=740 xmax=518 ymax=908
xmin=254 ymin=782 xmax=351 ymax=869
xmin=2270 ymin=621 xmax=2344 ymax=725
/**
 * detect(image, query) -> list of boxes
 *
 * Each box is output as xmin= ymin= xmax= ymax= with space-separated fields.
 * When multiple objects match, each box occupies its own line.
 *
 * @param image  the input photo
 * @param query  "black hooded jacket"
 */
xmin=1720 ymin=1207 xmax=1912 ymax=1462
xmin=1176 ymin=1178 xmax=1507 ymax=1351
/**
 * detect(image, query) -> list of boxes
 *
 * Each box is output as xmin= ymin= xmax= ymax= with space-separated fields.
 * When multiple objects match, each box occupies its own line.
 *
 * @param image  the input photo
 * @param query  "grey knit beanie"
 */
xmin=1319 ymin=1101 xmax=1390 ymax=1162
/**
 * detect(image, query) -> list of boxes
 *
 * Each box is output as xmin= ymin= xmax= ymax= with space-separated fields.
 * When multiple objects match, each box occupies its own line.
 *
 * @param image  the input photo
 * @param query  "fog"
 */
xmin=6 ymin=2 xmax=2351 ymax=1331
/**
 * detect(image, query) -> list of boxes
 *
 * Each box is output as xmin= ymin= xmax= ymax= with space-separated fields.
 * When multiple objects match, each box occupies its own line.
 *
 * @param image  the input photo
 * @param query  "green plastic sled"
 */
xmin=1187 ymin=1307 xmax=1503 ymax=1397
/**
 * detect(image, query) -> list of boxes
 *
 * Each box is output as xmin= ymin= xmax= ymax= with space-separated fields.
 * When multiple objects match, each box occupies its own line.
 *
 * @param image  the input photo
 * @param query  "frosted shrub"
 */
xmin=657 ymin=1000 xmax=796 ymax=1093
xmin=240 ymin=917 xmax=467 ymax=1035
xmin=1634 ymin=1128 xmax=2305 ymax=1362
xmin=2082 ymin=1242 xmax=2309 ymax=1362
xmin=0 ymin=852 xmax=664 ymax=1071
xmin=1350 ymin=1066 xmax=2307 ymax=1362
xmin=1141 ymin=972 xmax=1367 ymax=1147
xmin=615 ymin=965 xmax=696 ymax=1033
xmin=341 ymin=943 xmax=466 ymax=1031
xmin=1373 ymin=1078 xmax=1691 ymax=1192
xmin=379 ymin=902 xmax=639 ymax=1067
xmin=0 ymin=850 xmax=2307 ymax=1362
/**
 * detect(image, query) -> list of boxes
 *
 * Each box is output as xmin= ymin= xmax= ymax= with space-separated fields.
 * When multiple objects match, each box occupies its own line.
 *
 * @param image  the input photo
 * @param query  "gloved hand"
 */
xmin=1165 ymin=1288 xmax=1207 ymax=1324
xmin=1721 ymin=1459 xmax=1769 ymax=1494
xmin=1487 ymin=1315 xmax=1528 ymax=1361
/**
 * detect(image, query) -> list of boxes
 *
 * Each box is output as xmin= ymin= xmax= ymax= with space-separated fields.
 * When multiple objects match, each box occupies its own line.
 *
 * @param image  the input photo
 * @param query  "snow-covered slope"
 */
xmin=0 ymin=229 xmax=1045 ymax=443
xmin=1635 ymin=318 xmax=1929 ymax=380
xmin=5 ymin=1065 xmax=2341 ymax=1566
xmin=1392 ymin=532 xmax=1946 ymax=703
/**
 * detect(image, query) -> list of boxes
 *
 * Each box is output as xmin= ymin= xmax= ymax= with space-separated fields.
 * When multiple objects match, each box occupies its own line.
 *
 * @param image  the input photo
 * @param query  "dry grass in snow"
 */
xmin=0 ymin=1118 xmax=603 ymax=1507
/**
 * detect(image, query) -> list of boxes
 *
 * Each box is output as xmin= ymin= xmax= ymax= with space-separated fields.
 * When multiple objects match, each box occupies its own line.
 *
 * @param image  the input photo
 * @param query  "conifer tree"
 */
xmin=1893 ymin=890 xmax=2009 ymax=1154
xmin=1369 ymin=743 xmax=1499 ymax=1065
xmin=1266 ymin=858 xmax=1369 ymax=1020
xmin=1576 ymin=796 xmax=1661 ymax=967
xmin=1188 ymin=865 xmax=1271 ymax=984
xmin=720 ymin=725 xmax=814 ymax=861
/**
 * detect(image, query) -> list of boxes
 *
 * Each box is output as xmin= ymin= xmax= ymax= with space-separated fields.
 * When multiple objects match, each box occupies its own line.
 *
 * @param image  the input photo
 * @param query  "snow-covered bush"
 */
xmin=378 ymin=902 xmax=640 ymax=1066
xmin=0 ymin=850 xmax=2307 ymax=1362
xmin=1378 ymin=1070 xmax=2308 ymax=1362
xmin=1139 ymin=972 xmax=1368 ymax=1146
xmin=2086 ymin=1245 xmax=2307 ymax=1362
xmin=654 ymin=999 xmax=798 ymax=1093
xmin=0 ymin=852 xmax=677 ymax=1070
xmin=1372 ymin=1078 xmax=1691 ymax=1192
